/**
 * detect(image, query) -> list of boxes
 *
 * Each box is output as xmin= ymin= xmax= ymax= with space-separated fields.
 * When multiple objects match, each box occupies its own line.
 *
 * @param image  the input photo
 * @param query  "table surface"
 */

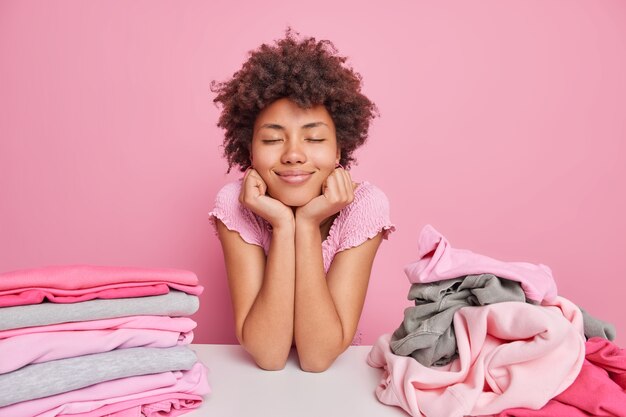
xmin=186 ymin=344 xmax=407 ymax=417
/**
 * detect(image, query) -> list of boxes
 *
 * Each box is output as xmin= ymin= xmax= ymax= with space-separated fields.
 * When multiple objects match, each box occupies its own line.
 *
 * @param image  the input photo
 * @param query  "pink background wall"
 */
xmin=1 ymin=1 xmax=625 ymax=346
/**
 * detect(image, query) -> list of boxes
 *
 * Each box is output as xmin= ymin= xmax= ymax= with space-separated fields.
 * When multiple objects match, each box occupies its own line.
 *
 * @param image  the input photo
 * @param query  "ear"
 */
xmin=335 ymin=147 xmax=341 ymax=164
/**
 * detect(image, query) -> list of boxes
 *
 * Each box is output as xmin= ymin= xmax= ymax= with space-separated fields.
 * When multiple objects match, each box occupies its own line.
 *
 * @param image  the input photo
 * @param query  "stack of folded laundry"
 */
xmin=0 ymin=265 xmax=210 ymax=417
xmin=368 ymin=225 xmax=624 ymax=417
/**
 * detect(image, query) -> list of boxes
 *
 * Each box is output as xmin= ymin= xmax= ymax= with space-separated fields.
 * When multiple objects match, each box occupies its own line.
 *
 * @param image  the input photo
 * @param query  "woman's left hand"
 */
xmin=296 ymin=167 xmax=356 ymax=225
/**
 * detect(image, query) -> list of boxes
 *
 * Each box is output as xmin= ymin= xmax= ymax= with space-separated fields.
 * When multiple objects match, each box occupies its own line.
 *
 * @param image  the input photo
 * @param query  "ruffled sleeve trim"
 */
xmin=208 ymin=181 xmax=268 ymax=249
xmin=327 ymin=181 xmax=395 ymax=256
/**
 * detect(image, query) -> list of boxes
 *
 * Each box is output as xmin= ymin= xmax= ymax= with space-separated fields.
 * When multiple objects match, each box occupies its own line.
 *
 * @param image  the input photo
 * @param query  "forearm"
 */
xmin=241 ymin=223 xmax=295 ymax=370
xmin=294 ymin=219 xmax=346 ymax=372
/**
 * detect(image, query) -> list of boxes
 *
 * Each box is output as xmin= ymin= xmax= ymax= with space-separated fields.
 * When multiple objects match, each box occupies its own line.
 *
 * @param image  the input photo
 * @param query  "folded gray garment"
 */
xmin=0 ymin=345 xmax=197 ymax=407
xmin=580 ymin=306 xmax=617 ymax=341
xmin=0 ymin=290 xmax=199 ymax=331
xmin=390 ymin=274 xmax=526 ymax=367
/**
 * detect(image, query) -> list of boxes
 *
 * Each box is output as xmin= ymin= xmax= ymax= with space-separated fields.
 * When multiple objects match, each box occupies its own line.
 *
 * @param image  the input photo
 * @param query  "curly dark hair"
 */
xmin=210 ymin=28 xmax=379 ymax=172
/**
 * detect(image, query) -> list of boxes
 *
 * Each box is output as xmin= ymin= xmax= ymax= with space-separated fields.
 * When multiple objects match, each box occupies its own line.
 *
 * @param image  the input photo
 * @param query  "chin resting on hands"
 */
xmin=296 ymin=167 xmax=356 ymax=225
xmin=239 ymin=168 xmax=293 ymax=227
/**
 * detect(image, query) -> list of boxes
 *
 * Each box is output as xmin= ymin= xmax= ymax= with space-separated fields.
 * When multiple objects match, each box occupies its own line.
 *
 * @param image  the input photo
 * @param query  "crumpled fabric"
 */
xmin=368 ymin=297 xmax=585 ymax=417
xmin=496 ymin=337 xmax=626 ymax=417
xmin=404 ymin=224 xmax=557 ymax=302
xmin=390 ymin=274 xmax=525 ymax=366
xmin=580 ymin=306 xmax=617 ymax=341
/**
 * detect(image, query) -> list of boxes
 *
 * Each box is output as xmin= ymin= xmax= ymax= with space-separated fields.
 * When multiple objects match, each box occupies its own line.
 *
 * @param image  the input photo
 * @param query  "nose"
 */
xmin=281 ymin=139 xmax=306 ymax=165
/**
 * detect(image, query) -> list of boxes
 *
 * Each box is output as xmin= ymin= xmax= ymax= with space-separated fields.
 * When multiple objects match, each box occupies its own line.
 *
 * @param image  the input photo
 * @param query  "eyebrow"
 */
xmin=258 ymin=121 xmax=329 ymax=131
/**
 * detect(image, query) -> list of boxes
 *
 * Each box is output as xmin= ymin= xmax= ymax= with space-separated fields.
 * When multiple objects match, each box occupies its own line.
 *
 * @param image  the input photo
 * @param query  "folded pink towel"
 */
xmin=0 ymin=324 xmax=195 ymax=374
xmin=0 ymin=362 xmax=209 ymax=417
xmin=59 ymin=393 xmax=204 ymax=417
xmin=367 ymin=297 xmax=585 ymax=417
xmin=404 ymin=224 xmax=557 ymax=302
xmin=0 ymin=315 xmax=195 ymax=340
xmin=0 ymin=265 xmax=203 ymax=307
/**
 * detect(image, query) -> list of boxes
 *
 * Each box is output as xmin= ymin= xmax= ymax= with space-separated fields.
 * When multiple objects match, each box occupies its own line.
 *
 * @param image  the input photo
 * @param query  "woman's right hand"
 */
xmin=239 ymin=168 xmax=294 ymax=227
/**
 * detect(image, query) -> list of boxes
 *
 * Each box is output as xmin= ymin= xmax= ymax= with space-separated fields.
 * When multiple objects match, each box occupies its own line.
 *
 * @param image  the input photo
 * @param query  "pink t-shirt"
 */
xmin=208 ymin=180 xmax=395 ymax=273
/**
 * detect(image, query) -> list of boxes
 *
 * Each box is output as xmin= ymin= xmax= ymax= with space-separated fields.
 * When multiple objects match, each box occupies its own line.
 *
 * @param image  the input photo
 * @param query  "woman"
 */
xmin=209 ymin=28 xmax=394 ymax=372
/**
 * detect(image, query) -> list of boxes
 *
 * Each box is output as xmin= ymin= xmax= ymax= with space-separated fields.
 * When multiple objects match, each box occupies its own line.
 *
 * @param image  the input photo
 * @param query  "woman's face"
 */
xmin=251 ymin=98 xmax=340 ymax=207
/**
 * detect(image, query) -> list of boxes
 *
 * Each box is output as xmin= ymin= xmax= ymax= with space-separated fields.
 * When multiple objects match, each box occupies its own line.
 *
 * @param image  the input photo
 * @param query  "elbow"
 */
xmin=253 ymin=354 xmax=288 ymax=371
xmin=245 ymin=342 xmax=289 ymax=371
xmin=297 ymin=336 xmax=352 ymax=373
xmin=298 ymin=353 xmax=337 ymax=373
xmin=237 ymin=329 xmax=290 ymax=371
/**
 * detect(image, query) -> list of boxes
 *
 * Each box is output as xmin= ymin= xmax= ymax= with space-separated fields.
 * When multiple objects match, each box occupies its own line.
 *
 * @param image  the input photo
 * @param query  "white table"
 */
xmin=186 ymin=344 xmax=407 ymax=417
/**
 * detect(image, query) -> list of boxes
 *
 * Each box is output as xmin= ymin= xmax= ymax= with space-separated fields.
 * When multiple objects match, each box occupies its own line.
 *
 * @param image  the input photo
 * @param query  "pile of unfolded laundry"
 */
xmin=368 ymin=225 xmax=625 ymax=417
xmin=0 ymin=265 xmax=210 ymax=417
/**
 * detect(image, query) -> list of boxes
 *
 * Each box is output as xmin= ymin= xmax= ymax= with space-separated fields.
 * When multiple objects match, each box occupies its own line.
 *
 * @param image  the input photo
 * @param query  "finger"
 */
xmin=243 ymin=167 xmax=252 ymax=183
xmin=339 ymin=168 xmax=351 ymax=190
xmin=248 ymin=169 xmax=264 ymax=186
xmin=342 ymin=170 xmax=356 ymax=196
xmin=331 ymin=168 xmax=350 ymax=198
xmin=324 ymin=171 xmax=339 ymax=199
xmin=342 ymin=168 xmax=352 ymax=186
xmin=332 ymin=169 xmax=348 ymax=200
xmin=322 ymin=169 xmax=336 ymax=195
xmin=325 ymin=171 xmax=346 ymax=204
xmin=338 ymin=169 xmax=355 ymax=204
xmin=244 ymin=169 xmax=266 ymax=196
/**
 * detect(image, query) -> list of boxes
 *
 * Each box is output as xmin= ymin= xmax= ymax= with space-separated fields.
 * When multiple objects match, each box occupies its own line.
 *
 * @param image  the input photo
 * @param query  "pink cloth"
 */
xmin=0 ymin=315 xmax=196 ymax=340
xmin=58 ymin=393 xmax=203 ymax=417
xmin=0 ymin=327 xmax=194 ymax=374
xmin=404 ymin=224 xmax=557 ymax=302
xmin=0 ymin=362 xmax=209 ymax=417
xmin=497 ymin=337 xmax=626 ymax=417
xmin=0 ymin=265 xmax=203 ymax=307
xmin=209 ymin=180 xmax=395 ymax=273
xmin=367 ymin=297 xmax=585 ymax=417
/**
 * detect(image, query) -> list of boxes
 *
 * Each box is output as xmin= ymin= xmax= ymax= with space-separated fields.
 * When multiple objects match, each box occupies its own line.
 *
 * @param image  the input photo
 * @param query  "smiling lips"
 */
xmin=275 ymin=170 xmax=314 ymax=184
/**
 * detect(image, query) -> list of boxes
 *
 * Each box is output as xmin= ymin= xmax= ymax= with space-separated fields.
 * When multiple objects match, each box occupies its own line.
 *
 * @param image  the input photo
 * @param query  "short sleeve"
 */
xmin=208 ymin=181 xmax=269 ymax=249
xmin=332 ymin=182 xmax=395 ymax=254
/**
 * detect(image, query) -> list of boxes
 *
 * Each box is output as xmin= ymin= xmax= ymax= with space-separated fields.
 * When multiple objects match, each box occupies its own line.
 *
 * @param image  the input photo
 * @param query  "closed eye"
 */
xmin=306 ymin=138 xmax=326 ymax=142
xmin=261 ymin=139 xmax=284 ymax=144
